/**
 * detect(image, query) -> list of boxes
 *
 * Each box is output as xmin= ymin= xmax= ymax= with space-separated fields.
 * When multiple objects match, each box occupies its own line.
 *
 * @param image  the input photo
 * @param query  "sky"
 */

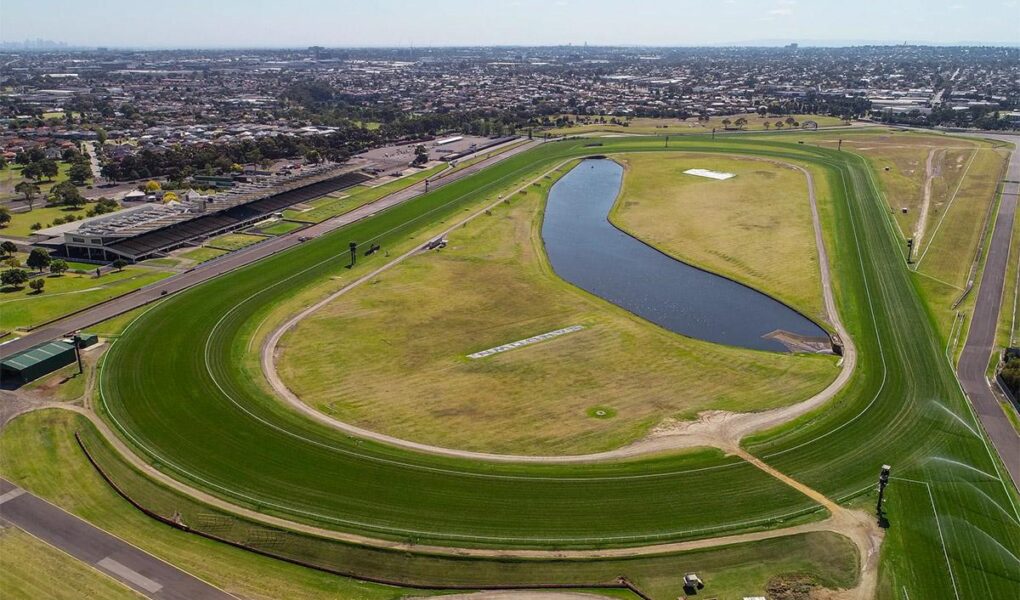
xmin=1 ymin=0 xmax=1018 ymax=48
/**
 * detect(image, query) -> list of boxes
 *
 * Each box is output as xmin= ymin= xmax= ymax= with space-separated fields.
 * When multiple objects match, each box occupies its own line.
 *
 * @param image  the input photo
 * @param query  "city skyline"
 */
xmin=1 ymin=0 xmax=1018 ymax=49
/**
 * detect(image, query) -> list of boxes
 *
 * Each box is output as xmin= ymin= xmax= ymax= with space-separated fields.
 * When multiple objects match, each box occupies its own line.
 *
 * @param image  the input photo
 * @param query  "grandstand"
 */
xmin=62 ymin=167 xmax=371 ymax=262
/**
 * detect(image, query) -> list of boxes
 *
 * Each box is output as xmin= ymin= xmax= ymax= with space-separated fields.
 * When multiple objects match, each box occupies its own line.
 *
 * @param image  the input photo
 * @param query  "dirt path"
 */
xmin=912 ymin=148 xmax=941 ymax=259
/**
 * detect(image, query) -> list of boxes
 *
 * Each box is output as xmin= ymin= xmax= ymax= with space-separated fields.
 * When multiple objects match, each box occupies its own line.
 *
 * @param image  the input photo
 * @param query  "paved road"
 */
xmin=955 ymin=132 xmax=1020 ymax=487
xmin=0 ymin=478 xmax=236 ymax=599
xmin=0 ymin=139 xmax=539 ymax=357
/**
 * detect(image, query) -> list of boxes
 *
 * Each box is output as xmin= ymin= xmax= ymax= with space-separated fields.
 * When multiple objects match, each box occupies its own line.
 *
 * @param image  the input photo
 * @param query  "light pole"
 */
xmin=877 ymin=464 xmax=891 ymax=519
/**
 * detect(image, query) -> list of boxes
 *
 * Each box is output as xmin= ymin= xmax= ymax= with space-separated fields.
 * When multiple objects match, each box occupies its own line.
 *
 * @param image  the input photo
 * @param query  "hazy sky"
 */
xmin=2 ymin=0 xmax=1018 ymax=48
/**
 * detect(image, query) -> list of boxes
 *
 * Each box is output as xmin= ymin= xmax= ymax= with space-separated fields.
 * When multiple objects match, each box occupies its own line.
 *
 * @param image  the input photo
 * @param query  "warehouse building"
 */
xmin=0 ymin=340 xmax=77 ymax=384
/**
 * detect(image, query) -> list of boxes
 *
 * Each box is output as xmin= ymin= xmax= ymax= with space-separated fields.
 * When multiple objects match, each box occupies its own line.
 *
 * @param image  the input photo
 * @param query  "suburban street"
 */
xmin=0 ymin=478 xmax=236 ymax=599
xmin=0 ymin=138 xmax=539 ymax=357
xmin=955 ymin=132 xmax=1020 ymax=486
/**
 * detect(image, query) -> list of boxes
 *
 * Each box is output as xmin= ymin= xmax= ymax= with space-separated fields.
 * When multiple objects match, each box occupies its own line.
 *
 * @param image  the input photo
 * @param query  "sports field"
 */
xmin=276 ymin=158 xmax=836 ymax=454
xmin=611 ymin=152 xmax=826 ymax=322
xmin=86 ymin=133 xmax=1019 ymax=599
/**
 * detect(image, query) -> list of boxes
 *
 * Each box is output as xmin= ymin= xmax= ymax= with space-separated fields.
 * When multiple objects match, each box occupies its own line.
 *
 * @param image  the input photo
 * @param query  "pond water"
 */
xmin=541 ymin=158 xmax=828 ymax=352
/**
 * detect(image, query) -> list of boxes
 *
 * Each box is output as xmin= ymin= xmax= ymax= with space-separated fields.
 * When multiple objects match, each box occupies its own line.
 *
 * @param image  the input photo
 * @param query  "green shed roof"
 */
xmin=1 ymin=340 xmax=75 ymax=372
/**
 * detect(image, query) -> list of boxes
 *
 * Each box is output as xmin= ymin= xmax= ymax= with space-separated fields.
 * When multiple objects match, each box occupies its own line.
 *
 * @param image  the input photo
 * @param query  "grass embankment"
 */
xmin=0 ymin=526 xmax=142 ymax=600
xmin=0 ymin=268 xmax=169 ymax=331
xmin=279 ymin=159 xmax=836 ymax=455
xmin=96 ymin=134 xmax=1020 ymax=599
xmin=284 ymin=164 xmax=446 ymax=224
xmin=543 ymin=114 xmax=846 ymax=137
xmin=611 ymin=152 xmax=827 ymax=323
xmin=0 ymin=409 xmax=860 ymax=600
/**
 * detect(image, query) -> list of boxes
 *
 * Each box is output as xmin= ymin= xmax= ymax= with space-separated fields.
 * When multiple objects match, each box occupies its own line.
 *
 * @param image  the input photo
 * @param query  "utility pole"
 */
xmin=838 ymin=138 xmax=843 ymax=151
xmin=665 ymin=135 xmax=669 ymax=148
xmin=712 ymin=127 xmax=716 ymax=141
xmin=906 ymin=239 xmax=914 ymax=263
xmin=424 ymin=179 xmax=429 ymax=193
xmin=348 ymin=241 xmax=358 ymax=268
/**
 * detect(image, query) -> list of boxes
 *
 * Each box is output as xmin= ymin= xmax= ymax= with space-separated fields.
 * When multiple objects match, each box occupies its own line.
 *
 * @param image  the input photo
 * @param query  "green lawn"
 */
xmin=0 ymin=205 xmax=87 ymax=238
xmin=95 ymin=133 xmax=1020 ymax=598
xmin=611 ymin=152 xmax=827 ymax=323
xmin=0 ymin=161 xmax=80 ymax=203
xmin=178 ymin=246 xmax=228 ymax=263
xmin=257 ymin=220 xmax=306 ymax=235
xmin=279 ymin=158 xmax=837 ymax=454
xmin=205 ymin=232 xmax=266 ymax=251
xmin=0 ymin=268 xmax=169 ymax=331
xmin=283 ymin=164 xmax=447 ymax=224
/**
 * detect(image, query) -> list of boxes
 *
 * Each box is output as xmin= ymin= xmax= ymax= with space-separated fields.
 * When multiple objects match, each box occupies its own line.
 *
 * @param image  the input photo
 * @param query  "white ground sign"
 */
xmin=467 ymin=326 xmax=584 ymax=359
xmin=684 ymin=168 xmax=736 ymax=180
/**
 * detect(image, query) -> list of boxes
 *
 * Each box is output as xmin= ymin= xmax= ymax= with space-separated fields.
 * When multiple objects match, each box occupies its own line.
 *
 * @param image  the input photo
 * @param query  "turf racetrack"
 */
xmin=98 ymin=136 xmax=1020 ymax=598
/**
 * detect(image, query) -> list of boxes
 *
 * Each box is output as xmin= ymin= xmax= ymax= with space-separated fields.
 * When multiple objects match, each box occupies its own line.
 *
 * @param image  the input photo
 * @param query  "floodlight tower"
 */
xmin=877 ymin=464 xmax=892 ymax=516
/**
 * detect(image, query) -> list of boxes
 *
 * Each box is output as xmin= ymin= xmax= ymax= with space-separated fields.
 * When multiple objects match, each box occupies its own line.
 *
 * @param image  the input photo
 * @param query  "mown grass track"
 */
xmin=98 ymin=135 xmax=1020 ymax=597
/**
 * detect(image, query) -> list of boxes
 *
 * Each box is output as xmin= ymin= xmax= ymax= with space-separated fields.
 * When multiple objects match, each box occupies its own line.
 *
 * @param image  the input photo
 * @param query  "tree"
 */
xmin=775 ymin=121 xmax=785 ymax=129
xmin=51 ymin=181 xmax=86 ymax=208
xmin=112 ymin=258 xmax=129 ymax=271
xmin=22 ymin=162 xmax=43 ymax=181
xmin=162 ymin=191 xmax=179 ymax=204
xmin=28 ymin=278 xmax=45 ymax=294
xmin=734 ymin=117 xmax=748 ymax=130
xmin=0 ymin=207 xmax=10 ymax=227
xmin=0 ymin=241 xmax=17 ymax=256
xmin=1 ymin=268 xmax=29 ymax=288
xmin=304 ymin=149 xmax=322 ymax=164
xmin=763 ymin=121 xmax=771 ymax=130
xmin=785 ymin=117 xmax=796 ymax=127
xmin=144 ymin=180 xmax=162 ymax=193
xmin=38 ymin=158 xmax=59 ymax=181
xmin=412 ymin=144 xmax=429 ymax=166
xmin=26 ymin=248 xmax=52 ymax=272
xmin=721 ymin=118 xmax=732 ymax=129
xmin=69 ymin=161 xmax=92 ymax=185
xmin=15 ymin=181 xmax=40 ymax=210
xmin=49 ymin=259 xmax=68 ymax=276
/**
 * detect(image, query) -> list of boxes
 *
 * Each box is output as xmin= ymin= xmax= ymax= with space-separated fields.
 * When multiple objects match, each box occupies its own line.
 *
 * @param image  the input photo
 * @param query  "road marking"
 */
xmin=0 ymin=488 xmax=25 ymax=505
xmin=97 ymin=557 xmax=163 ymax=593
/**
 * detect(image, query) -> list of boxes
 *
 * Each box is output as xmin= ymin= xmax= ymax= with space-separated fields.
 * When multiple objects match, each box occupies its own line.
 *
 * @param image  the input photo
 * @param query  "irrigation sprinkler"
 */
xmin=877 ymin=464 xmax=892 ymax=521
